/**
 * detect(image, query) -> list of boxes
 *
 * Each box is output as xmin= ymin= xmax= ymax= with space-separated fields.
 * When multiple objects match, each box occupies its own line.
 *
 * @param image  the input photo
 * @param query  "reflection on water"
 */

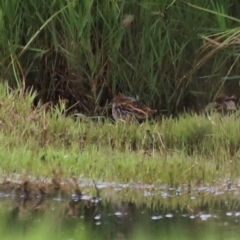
xmin=0 ymin=191 xmax=240 ymax=240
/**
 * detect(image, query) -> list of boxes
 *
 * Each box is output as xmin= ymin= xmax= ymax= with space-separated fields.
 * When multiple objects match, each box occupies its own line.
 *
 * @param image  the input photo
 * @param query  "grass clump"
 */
xmin=0 ymin=83 xmax=240 ymax=187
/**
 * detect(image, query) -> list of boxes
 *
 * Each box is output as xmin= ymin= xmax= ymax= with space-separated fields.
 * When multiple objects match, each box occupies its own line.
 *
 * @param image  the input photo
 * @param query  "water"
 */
xmin=0 ymin=190 xmax=240 ymax=240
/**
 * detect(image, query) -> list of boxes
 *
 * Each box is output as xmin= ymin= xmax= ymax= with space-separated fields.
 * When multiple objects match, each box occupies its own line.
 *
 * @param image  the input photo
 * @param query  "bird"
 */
xmin=215 ymin=95 xmax=237 ymax=112
xmin=112 ymin=93 xmax=157 ymax=121
xmin=205 ymin=94 xmax=237 ymax=114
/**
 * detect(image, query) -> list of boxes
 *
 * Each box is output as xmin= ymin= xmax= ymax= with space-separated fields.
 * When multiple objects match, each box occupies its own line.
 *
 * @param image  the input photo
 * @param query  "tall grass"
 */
xmin=0 ymin=0 xmax=239 ymax=115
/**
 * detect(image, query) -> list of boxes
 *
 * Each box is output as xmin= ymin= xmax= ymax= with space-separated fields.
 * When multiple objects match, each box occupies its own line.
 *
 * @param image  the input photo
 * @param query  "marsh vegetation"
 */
xmin=0 ymin=83 xmax=240 ymax=188
xmin=0 ymin=0 xmax=240 ymax=116
xmin=1 ymin=1 xmax=240 ymax=238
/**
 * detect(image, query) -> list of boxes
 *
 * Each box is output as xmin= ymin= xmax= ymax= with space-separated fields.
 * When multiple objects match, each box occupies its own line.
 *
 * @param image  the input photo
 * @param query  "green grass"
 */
xmin=0 ymin=83 xmax=240 ymax=188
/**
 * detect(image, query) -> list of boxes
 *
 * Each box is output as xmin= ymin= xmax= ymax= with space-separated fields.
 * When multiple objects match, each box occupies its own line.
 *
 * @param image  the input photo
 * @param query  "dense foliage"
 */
xmin=0 ymin=0 xmax=240 ymax=116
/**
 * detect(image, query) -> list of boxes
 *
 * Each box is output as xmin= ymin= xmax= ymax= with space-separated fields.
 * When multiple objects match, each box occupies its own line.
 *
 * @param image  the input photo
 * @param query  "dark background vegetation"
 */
xmin=0 ymin=0 xmax=240 ymax=117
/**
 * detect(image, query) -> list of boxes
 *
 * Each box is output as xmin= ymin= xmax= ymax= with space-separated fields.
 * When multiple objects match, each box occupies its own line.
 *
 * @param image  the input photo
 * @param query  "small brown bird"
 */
xmin=215 ymin=95 xmax=237 ymax=112
xmin=205 ymin=94 xmax=237 ymax=114
xmin=112 ymin=93 xmax=157 ymax=121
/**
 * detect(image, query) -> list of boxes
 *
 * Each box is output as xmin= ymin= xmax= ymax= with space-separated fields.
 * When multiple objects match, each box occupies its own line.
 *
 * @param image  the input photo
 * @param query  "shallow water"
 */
xmin=1 ymin=184 xmax=240 ymax=240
